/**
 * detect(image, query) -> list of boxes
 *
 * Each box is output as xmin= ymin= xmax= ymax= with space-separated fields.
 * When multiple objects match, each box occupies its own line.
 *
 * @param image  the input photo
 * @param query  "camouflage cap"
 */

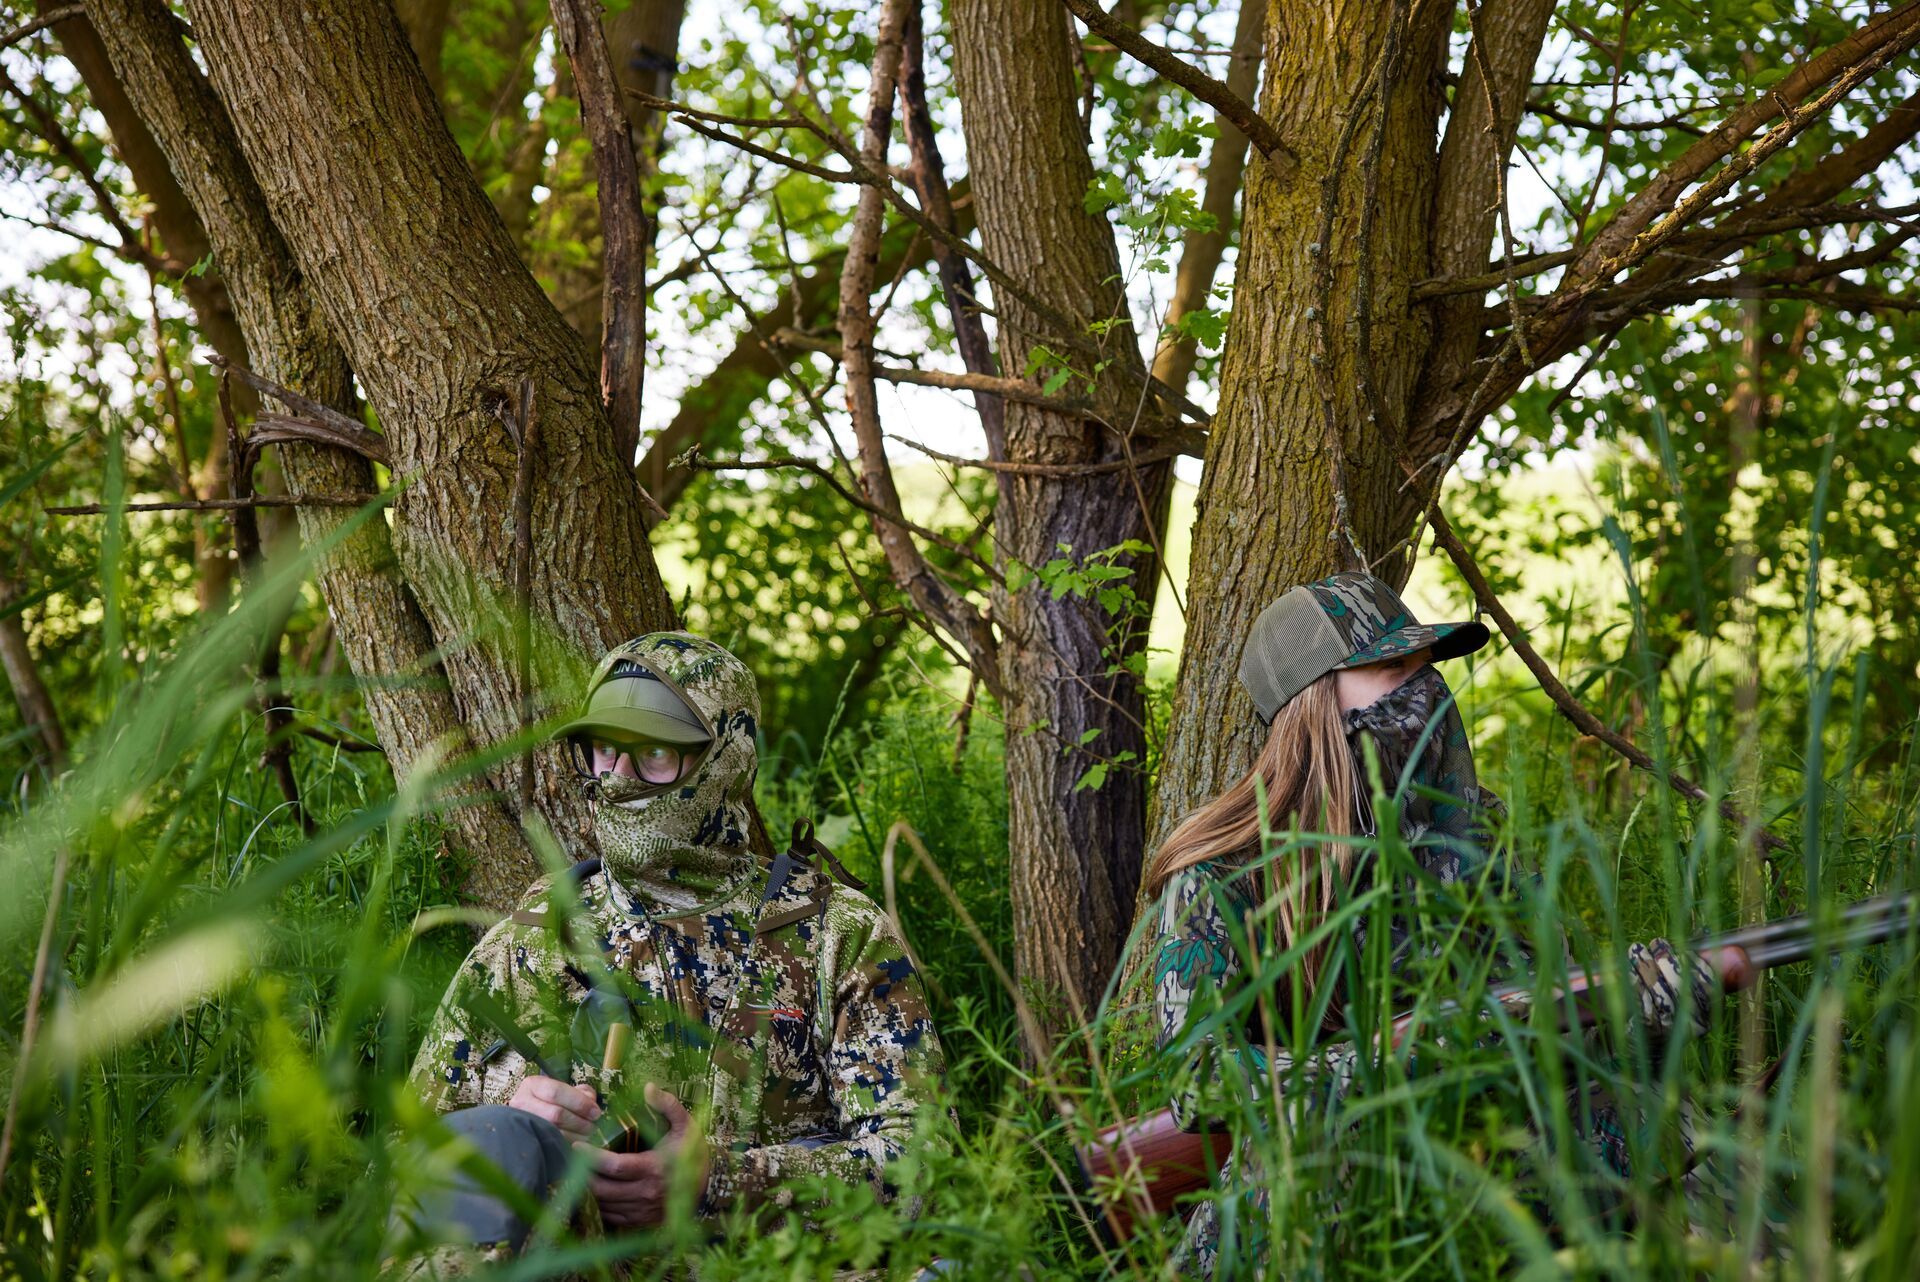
xmin=1237 ymin=572 xmax=1489 ymax=722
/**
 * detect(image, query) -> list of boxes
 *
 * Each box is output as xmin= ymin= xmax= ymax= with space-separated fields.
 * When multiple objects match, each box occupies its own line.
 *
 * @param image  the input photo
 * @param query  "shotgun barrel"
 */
xmin=1079 ymin=889 xmax=1918 ymax=1241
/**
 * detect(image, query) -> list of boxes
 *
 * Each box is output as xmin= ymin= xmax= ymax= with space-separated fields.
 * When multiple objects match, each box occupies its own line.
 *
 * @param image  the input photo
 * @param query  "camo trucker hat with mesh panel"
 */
xmin=1237 ymin=571 xmax=1490 ymax=722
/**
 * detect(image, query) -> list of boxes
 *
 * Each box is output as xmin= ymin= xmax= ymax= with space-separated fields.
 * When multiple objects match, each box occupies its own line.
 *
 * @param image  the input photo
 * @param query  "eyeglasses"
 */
xmin=567 ymin=735 xmax=698 ymax=786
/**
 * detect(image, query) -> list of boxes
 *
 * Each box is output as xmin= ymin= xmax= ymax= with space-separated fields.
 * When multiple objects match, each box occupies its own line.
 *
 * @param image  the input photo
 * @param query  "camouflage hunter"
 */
xmin=1153 ymin=574 xmax=1723 ymax=1277
xmin=400 ymin=633 xmax=947 ymax=1267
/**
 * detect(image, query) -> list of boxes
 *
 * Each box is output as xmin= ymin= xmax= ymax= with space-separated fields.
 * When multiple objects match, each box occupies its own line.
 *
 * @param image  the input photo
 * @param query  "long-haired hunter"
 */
xmin=1145 ymin=572 xmax=1752 ymax=1277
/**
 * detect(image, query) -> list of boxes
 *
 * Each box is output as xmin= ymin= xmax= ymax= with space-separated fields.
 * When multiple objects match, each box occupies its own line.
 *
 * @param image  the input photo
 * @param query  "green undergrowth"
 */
xmin=4 ymin=527 xmax=1920 ymax=1281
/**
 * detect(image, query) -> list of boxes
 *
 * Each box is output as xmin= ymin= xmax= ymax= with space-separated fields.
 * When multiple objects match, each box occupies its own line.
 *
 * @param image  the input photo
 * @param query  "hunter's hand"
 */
xmin=507 ymin=1074 xmax=602 ymax=1140
xmin=578 ymin=1083 xmax=711 ymax=1230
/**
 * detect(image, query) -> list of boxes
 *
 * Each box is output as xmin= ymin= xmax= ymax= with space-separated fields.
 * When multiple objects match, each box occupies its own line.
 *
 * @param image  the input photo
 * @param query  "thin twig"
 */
xmin=681 ymin=448 xmax=1001 ymax=583
xmin=222 ymin=374 xmax=310 ymax=833
xmin=1 ymin=5 xmax=83 ymax=52
xmin=46 ymin=494 xmax=373 ymax=515
xmin=885 ymin=431 xmax=1200 ymax=476
xmin=0 ymin=844 xmax=71 ymax=1193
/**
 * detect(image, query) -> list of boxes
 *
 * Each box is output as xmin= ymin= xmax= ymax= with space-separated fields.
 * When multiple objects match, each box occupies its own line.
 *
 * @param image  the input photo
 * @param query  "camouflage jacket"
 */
xmin=410 ymin=854 xmax=947 ymax=1217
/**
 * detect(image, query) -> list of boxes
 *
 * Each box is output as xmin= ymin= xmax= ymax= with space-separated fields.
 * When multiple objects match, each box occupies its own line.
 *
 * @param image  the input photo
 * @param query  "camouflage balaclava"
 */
xmin=1342 ymin=664 xmax=1489 ymax=883
xmin=575 ymin=633 xmax=760 ymax=914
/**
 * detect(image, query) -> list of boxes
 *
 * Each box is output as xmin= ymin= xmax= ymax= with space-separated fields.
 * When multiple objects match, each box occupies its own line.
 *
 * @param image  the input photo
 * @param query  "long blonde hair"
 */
xmin=1144 ymin=672 xmax=1360 ymax=1003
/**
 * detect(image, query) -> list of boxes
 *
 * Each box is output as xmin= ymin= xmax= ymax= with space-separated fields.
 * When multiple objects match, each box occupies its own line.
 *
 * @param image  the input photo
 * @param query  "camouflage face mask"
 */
xmin=577 ymin=634 xmax=761 ymax=913
xmin=1342 ymin=664 xmax=1489 ymax=883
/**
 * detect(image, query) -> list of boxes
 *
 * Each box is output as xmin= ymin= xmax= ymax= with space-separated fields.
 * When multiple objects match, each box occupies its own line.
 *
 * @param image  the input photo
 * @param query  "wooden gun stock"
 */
xmin=1078 ymin=1108 xmax=1233 ymax=1243
xmin=1078 ymin=891 xmax=1917 ymax=1241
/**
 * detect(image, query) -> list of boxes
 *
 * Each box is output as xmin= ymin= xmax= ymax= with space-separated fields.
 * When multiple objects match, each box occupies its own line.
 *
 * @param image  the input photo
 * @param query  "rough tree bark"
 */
xmin=1148 ymin=1 xmax=1461 ymax=838
xmin=950 ymin=0 xmax=1171 ymax=1020
xmin=96 ymin=0 xmax=681 ymax=903
xmin=88 ymin=0 xmax=538 ymax=901
xmin=173 ymin=0 xmax=680 ymax=892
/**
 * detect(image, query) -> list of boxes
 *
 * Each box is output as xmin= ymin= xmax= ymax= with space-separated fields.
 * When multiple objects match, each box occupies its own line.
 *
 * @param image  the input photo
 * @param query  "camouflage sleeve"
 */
xmin=408 ymin=909 xmax=571 ymax=1113
xmin=702 ymin=900 xmax=947 ymax=1215
xmin=1626 ymin=937 xmax=1720 ymax=1040
xmin=1154 ymin=863 xmax=1372 ymax=1130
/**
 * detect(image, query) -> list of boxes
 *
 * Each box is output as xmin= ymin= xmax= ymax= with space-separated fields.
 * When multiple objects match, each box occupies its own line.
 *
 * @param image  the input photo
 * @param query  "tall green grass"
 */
xmin=4 ymin=447 xmax=1919 ymax=1280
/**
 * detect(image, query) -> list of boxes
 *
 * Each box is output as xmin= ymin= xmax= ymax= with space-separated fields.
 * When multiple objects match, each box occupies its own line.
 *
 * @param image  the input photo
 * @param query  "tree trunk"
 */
xmin=1149 ymin=1 xmax=1456 ymax=841
xmin=0 ymin=574 xmax=66 ymax=773
xmin=91 ymin=0 xmax=548 ymax=904
xmin=177 ymin=0 xmax=679 ymax=895
xmin=39 ymin=0 xmax=253 ymax=610
xmin=536 ymin=0 xmax=684 ymax=344
xmin=950 ymin=0 xmax=1169 ymax=1023
xmin=394 ymin=0 xmax=453 ymax=99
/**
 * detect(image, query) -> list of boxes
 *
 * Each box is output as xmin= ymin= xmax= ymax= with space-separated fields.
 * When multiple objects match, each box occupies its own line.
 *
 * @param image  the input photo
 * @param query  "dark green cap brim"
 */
xmin=551 ymin=707 xmax=713 ymax=746
xmin=1333 ymin=619 xmax=1491 ymax=670
xmin=551 ymin=672 xmax=713 ymax=746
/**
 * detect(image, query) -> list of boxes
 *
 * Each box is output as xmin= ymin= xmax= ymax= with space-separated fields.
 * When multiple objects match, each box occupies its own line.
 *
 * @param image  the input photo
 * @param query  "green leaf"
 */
xmin=1073 ymin=761 xmax=1111 ymax=792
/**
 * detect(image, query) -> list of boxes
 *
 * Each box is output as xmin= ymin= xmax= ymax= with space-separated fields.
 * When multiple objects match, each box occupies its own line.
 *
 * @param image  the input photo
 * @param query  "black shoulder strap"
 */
xmin=790 ymin=818 xmax=868 ymax=892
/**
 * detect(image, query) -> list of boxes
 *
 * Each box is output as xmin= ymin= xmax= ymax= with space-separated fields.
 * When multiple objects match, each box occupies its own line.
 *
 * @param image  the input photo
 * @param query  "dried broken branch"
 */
xmin=208 ymin=355 xmax=391 ymax=465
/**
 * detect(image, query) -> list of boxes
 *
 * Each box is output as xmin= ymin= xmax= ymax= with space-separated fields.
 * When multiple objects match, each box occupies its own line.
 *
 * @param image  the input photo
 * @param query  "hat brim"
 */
xmin=550 ymin=706 xmax=714 ymax=747
xmin=1333 ymin=619 xmax=1491 ymax=670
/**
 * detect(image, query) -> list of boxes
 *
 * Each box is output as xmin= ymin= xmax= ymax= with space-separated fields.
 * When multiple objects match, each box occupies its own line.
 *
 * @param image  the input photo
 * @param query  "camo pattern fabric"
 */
xmin=406 ymin=633 xmax=946 ymax=1262
xmin=1340 ymin=663 xmax=1538 ymax=977
xmin=1152 ymin=861 xmax=1719 ymax=1278
xmin=1304 ymin=572 xmax=1481 ymax=668
xmin=408 ymin=860 xmax=945 ymax=1212
xmin=581 ymin=633 xmax=761 ymax=911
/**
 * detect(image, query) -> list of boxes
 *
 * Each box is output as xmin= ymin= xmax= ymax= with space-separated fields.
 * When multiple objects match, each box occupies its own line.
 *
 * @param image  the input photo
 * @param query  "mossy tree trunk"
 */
xmin=97 ymin=0 xmax=681 ymax=905
xmin=1149 ymin=0 xmax=1551 ymax=843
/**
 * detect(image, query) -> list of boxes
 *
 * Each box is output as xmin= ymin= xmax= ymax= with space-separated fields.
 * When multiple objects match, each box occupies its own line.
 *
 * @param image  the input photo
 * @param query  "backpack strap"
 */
xmin=751 ymin=820 xmax=858 ymax=937
xmin=791 ymin=818 xmax=868 ymax=892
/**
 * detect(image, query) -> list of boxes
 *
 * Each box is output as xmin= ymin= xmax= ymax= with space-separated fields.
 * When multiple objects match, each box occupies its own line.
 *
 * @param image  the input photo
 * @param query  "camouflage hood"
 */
xmin=579 ymin=632 xmax=760 ymax=913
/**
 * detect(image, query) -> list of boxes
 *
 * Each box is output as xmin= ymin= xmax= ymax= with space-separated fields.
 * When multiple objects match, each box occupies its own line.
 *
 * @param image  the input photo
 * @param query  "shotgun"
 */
xmin=1079 ymin=891 xmax=1920 ymax=1242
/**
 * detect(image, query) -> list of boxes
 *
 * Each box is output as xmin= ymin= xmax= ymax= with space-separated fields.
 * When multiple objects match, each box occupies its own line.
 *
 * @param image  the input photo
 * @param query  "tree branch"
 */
xmin=1057 ymin=0 xmax=1294 ymax=177
xmin=548 ymin=0 xmax=650 ymax=477
xmin=677 ymin=448 xmax=998 ymax=582
xmin=1565 ymin=0 xmax=1920 ymax=293
xmin=2 ymin=5 xmax=82 ymax=52
xmin=46 ymin=494 xmax=374 ymax=515
xmin=900 ymin=3 xmax=1006 ymax=481
xmin=1426 ymin=507 xmax=1790 ymax=858
xmin=0 ymin=65 xmax=157 ymax=269
xmin=208 ymin=355 xmax=391 ymax=464
xmin=885 ymin=430 xmax=1202 ymax=476
xmin=838 ymin=0 xmax=1002 ymax=694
